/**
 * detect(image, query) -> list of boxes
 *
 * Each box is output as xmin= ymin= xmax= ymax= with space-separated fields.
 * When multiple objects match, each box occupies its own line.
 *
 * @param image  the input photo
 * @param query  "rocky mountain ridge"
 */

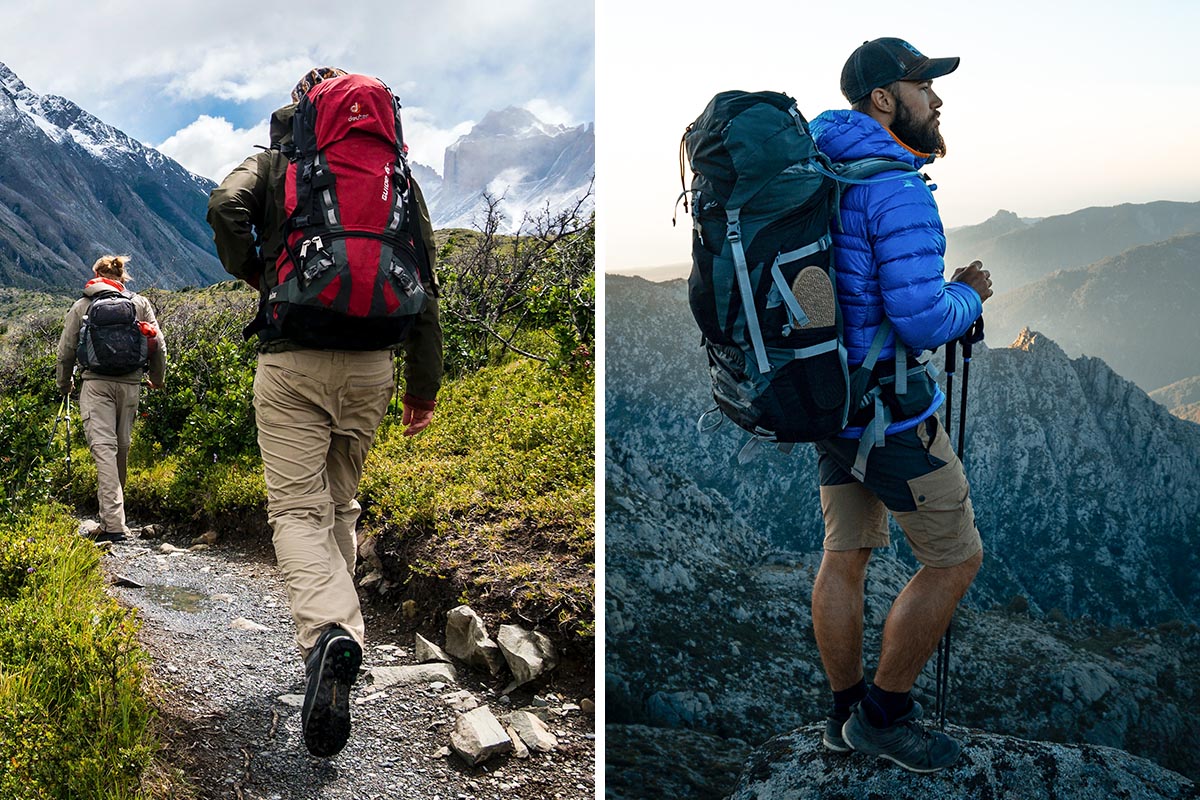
xmin=0 ymin=61 xmax=222 ymax=289
xmin=604 ymin=274 xmax=1200 ymax=798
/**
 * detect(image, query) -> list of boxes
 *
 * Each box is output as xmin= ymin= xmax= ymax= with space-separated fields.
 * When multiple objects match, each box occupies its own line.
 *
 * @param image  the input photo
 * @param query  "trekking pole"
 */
xmin=935 ymin=338 xmax=958 ymax=730
xmin=934 ymin=315 xmax=986 ymax=730
xmin=956 ymin=317 xmax=985 ymax=459
xmin=65 ymin=394 xmax=73 ymax=485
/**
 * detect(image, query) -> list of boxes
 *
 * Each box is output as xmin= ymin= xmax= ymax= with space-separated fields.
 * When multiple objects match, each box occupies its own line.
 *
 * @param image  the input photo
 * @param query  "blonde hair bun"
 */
xmin=92 ymin=254 xmax=131 ymax=283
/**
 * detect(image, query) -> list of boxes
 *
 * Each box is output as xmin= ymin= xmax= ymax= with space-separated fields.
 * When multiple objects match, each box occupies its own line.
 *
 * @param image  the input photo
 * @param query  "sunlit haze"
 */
xmin=597 ymin=0 xmax=1200 ymax=272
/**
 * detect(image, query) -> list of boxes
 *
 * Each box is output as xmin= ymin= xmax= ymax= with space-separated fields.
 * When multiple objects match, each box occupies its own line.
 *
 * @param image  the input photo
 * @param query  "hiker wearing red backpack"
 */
xmin=207 ymin=67 xmax=443 ymax=758
xmin=805 ymin=39 xmax=993 ymax=772
xmin=55 ymin=254 xmax=167 ymax=543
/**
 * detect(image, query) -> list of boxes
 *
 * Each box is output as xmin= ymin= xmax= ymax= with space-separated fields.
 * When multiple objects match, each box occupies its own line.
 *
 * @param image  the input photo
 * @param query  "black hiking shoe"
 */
xmin=89 ymin=528 xmax=127 ymax=544
xmin=822 ymin=714 xmax=852 ymax=753
xmin=841 ymin=700 xmax=961 ymax=773
xmin=301 ymin=625 xmax=361 ymax=758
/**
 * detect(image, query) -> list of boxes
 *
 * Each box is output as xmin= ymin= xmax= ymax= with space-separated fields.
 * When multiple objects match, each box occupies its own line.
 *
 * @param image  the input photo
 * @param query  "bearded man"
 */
xmin=805 ymin=38 xmax=993 ymax=772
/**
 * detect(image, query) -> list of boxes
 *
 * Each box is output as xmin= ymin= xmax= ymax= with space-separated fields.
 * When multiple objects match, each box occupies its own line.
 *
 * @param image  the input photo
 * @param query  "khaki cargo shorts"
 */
xmin=813 ymin=415 xmax=981 ymax=568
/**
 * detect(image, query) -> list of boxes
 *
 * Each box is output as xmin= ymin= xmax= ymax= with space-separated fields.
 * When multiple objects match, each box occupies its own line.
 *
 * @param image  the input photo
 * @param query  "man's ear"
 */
xmin=870 ymin=87 xmax=894 ymax=114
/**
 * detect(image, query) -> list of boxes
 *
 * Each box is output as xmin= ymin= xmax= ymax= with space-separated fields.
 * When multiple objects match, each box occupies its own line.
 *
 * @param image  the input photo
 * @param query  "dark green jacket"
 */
xmin=206 ymin=103 xmax=443 ymax=403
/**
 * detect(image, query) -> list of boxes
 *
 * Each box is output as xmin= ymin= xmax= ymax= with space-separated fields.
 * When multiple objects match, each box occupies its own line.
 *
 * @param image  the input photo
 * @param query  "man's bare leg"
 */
xmin=873 ymin=549 xmax=982 ymax=692
xmin=811 ymin=547 xmax=873 ymax=690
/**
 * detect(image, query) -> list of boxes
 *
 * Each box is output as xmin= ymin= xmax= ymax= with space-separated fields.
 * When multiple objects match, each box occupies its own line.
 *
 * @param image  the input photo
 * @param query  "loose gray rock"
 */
xmin=507 ymin=709 xmax=558 ymax=753
xmin=442 ymin=689 xmax=479 ymax=712
xmin=415 ymin=632 xmax=453 ymax=664
xmin=729 ymin=723 xmax=1197 ymax=800
xmin=445 ymin=605 xmax=504 ymax=675
xmin=450 ymin=707 xmax=513 ymax=766
xmin=369 ymin=663 xmax=457 ymax=688
xmin=497 ymin=624 xmax=558 ymax=688
xmin=191 ymin=531 xmax=219 ymax=546
xmin=230 ymin=617 xmax=271 ymax=632
xmin=506 ymin=725 xmax=530 ymax=759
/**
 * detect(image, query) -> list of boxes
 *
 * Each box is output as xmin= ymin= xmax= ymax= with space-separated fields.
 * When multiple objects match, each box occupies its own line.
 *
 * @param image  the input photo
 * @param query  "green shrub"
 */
xmin=362 ymin=359 xmax=594 ymax=637
xmin=0 ymin=504 xmax=154 ymax=798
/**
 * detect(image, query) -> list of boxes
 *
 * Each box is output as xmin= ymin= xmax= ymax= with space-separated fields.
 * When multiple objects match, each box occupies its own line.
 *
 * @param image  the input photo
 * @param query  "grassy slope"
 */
xmin=0 ymin=278 xmax=595 ymax=797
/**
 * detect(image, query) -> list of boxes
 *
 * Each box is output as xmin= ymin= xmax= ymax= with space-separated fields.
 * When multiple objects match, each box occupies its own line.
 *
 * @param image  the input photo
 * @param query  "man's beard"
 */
xmin=892 ymin=100 xmax=946 ymax=158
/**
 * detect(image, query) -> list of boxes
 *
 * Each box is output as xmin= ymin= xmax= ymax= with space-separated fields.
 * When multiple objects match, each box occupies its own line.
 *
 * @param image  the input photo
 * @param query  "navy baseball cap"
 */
xmin=841 ymin=38 xmax=960 ymax=104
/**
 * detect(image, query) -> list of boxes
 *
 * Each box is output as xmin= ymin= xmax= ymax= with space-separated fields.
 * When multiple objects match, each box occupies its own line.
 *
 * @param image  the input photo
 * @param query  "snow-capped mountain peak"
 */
xmin=427 ymin=105 xmax=594 ymax=232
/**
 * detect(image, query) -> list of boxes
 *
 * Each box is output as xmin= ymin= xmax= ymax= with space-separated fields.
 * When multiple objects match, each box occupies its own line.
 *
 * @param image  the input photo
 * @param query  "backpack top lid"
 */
xmin=301 ymin=74 xmax=402 ymax=153
xmin=685 ymin=90 xmax=824 ymax=216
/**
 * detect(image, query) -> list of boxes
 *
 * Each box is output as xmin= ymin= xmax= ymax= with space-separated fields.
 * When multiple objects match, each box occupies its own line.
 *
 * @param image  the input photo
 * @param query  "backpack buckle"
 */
xmin=390 ymin=261 xmax=418 ymax=296
xmin=299 ymin=236 xmax=335 ymax=283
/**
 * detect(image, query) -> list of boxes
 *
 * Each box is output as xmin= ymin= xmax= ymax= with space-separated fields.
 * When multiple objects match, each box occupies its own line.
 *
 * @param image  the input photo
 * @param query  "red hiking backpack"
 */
xmin=265 ymin=73 xmax=429 ymax=349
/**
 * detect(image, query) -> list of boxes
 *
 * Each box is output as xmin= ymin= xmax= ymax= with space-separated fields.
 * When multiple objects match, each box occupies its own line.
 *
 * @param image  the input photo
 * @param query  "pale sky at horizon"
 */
xmin=597 ymin=0 xmax=1200 ymax=270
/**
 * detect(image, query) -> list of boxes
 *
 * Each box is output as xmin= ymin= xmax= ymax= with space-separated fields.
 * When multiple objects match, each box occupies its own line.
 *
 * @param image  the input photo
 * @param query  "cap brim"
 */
xmin=906 ymin=56 xmax=960 ymax=82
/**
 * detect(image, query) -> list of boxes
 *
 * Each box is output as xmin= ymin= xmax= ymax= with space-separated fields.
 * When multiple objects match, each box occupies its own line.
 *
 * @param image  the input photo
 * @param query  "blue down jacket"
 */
xmin=809 ymin=110 xmax=982 ymax=368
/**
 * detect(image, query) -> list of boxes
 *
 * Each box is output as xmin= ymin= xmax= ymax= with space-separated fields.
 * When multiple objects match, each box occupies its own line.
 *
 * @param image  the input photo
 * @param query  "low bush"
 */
xmin=0 ymin=504 xmax=154 ymax=799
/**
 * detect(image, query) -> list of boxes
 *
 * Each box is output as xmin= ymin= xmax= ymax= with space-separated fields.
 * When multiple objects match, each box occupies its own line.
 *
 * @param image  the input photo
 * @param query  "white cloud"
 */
xmin=156 ymin=115 xmax=269 ymax=182
xmin=401 ymin=107 xmax=474 ymax=176
xmin=0 ymin=2 xmax=593 ymax=131
xmin=164 ymin=50 xmax=316 ymax=103
xmin=522 ymin=99 xmax=576 ymax=127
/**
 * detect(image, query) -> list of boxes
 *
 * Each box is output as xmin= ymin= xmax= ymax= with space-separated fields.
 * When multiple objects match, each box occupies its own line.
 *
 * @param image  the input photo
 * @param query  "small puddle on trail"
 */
xmin=143 ymin=584 xmax=208 ymax=613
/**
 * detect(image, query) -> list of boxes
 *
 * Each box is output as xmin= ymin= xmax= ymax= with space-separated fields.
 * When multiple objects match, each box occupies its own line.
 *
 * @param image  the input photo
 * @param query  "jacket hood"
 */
xmin=811 ymin=109 xmax=931 ymax=169
xmin=269 ymin=104 xmax=296 ymax=148
xmin=83 ymin=277 xmax=127 ymax=297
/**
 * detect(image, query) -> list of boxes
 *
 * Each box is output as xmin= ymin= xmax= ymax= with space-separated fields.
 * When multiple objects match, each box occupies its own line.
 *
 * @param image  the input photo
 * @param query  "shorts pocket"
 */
xmin=900 ymin=461 xmax=971 ymax=542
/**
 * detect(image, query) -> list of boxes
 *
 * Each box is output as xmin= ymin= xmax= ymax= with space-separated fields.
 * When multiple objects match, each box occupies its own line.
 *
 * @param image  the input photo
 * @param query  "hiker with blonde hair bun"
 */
xmin=56 ymin=254 xmax=166 ymax=543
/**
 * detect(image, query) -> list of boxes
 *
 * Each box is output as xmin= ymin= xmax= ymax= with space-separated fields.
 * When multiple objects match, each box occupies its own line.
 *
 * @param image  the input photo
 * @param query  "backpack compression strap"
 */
xmin=849 ymin=320 xmax=894 ymax=481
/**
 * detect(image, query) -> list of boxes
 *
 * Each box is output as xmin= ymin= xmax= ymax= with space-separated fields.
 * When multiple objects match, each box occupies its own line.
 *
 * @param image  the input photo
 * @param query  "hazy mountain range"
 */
xmin=0 ymin=62 xmax=595 ymax=290
xmin=944 ymin=201 xmax=1200 ymax=290
xmin=605 ymin=274 xmax=1200 ymax=798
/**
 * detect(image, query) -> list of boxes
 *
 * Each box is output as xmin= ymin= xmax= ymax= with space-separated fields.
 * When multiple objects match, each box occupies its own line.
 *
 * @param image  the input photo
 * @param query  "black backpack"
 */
xmin=682 ymin=90 xmax=916 ymax=447
xmin=77 ymin=290 xmax=148 ymax=375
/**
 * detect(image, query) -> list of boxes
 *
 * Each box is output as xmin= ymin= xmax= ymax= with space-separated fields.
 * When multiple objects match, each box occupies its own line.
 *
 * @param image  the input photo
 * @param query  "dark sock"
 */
xmin=862 ymin=685 xmax=913 ymax=728
xmin=830 ymin=678 xmax=868 ymax=719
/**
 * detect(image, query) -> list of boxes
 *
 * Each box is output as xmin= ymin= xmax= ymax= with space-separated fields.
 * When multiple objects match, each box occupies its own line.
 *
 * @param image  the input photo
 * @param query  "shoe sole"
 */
xmin=821 ymin=733 xmax=851 ymax=753
xmin=790 ymin=266 xmax=837 ymax=329
xmin=303 ymin=634 xmax=361 ymax=758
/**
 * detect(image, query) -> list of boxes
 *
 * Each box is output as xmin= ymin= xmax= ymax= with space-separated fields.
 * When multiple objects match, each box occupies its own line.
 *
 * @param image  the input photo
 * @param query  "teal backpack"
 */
xmin=681 ymin=90 xmax=920 ymax=456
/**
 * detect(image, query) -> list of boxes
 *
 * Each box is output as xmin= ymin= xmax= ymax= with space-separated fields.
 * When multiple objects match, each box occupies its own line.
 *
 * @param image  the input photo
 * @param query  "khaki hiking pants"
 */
xmin=253 ymin=349 xmax=394 ymax=660
xmin=79 ymin=379 xmax=141 ymax=534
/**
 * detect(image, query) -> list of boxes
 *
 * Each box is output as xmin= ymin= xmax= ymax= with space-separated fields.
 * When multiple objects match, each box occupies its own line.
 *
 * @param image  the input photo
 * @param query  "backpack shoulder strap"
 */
xmin=835 ymin=157 xmax=922 ymax=183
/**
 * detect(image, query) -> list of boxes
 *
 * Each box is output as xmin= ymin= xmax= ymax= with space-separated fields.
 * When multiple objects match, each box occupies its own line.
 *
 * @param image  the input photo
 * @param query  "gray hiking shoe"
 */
xmin=822 ymin=715 xmax=852 ymax=753
xmin=841 ymin=701 xmax=961 ymax=773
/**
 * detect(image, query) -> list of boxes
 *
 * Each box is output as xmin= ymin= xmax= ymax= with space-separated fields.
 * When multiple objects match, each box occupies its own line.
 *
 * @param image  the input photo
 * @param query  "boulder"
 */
xmin=729 ymin=723 xmax=1197 ymax=799
xmin=450 ymin=707 xmax=513 ymax=766
xmin=497 ymin=624 xmax=558 ymax=688
xmin=507 ymin=709 xmax=558 ymax=753
xmin=369 ymin=663 xmax=457 ymax=687
xmin=445 ymin=605 xmax=504 ymax=675
xmin=415 ymin=633 xmax=453 ymax=664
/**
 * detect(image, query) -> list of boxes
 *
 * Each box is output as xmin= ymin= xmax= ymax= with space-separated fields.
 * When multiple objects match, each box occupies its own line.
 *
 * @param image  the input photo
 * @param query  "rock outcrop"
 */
xmin=730 ymin=724 xmax=1196 ymax=799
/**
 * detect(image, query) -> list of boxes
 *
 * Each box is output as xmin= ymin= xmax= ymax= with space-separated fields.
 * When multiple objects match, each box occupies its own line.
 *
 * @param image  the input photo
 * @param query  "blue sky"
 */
xmin=0 ymin=0 xmax=594 ymax=181
xmin=598 ymin=0 xmax=1200 ymax=270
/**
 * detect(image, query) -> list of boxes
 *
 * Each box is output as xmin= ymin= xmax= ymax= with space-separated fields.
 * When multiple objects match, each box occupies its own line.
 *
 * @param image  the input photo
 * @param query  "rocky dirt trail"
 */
xmin=93 ymin=523 xmax=596 ymax=800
